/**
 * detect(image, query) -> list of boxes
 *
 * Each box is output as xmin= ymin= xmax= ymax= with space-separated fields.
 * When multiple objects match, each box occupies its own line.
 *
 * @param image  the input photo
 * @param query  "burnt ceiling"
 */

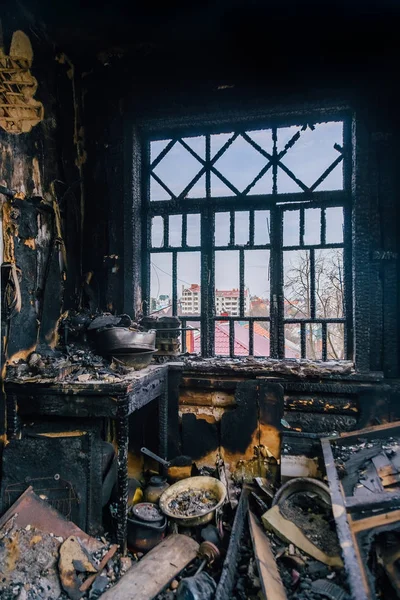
xmin=3 ymin=0 xmax=400 ymax=69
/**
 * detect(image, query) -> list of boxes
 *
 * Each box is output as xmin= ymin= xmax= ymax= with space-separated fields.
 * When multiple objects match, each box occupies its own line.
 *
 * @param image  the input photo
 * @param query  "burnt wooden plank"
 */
xmin=321 ymin=437 xmax=371 ymax=600
xmin=284 ymin=411 xmax=357 ymax=433
xmin=248 ymin=510 xmax=287 ymax=600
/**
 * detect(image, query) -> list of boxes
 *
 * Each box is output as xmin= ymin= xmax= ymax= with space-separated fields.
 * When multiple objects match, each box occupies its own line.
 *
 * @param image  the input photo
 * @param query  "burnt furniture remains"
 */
xmin=4 ymin=364 xmax=171 ymax=553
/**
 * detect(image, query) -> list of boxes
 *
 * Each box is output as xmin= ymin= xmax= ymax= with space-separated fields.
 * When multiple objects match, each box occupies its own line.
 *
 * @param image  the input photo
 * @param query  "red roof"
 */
xmin=192 ymin=321 xmax=300 ymax=358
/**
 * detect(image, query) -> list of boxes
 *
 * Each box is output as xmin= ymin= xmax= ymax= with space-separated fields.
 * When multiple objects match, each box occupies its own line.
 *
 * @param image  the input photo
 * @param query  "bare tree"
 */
xmin=284 ymin=249 xmax=345 ymax=359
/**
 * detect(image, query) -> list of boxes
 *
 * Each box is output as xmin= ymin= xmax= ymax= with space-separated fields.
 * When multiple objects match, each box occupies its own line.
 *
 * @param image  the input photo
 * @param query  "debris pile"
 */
xmin=167 ymin=490 xmax=219 ymax=517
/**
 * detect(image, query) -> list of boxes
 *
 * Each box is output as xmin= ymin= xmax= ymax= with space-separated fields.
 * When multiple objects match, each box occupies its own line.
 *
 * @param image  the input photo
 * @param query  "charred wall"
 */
xmin=0 ymin=10 xmax=85 ymax=436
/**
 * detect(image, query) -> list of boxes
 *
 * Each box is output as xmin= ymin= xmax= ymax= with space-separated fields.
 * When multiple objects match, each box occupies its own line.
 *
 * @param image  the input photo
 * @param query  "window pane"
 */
xmin=325 ymin=207 xmax=344 ymax=243
xmin=315 ymin=249 xmax=344 ymax=318
xmin=254 ymin=210 xmax=270 ymax=245
xmin=278 ymin=122 xmax=343 ymax=191
xmin=182 ymin=136 xmax=205 ymax=160
xmin=284 ymin=250 xmax=311 ymax=318
xmin=151 ymin=139 xmax=170 ymax=163
xmin=245 ymin=250 xmax=270 ymax=317
xmin=285 ymin=324 xmax=301 ymax=358
xmin=304 ymin=208 xmax=321 ymax=245
xmin=184 ymin=322 xmax=201 ymax=355
xmin=283 ymin=210 xmax=300 ymax=246
xmin=151 ymin=216 xmax=164 ymax=248
xmin=152 ymin=141 xmax=203 ymax=198
xmin=253 ymin=321 xmax=270 ymax=357
xmin=235 ymin=211 xmax=249 ymax=245
xmin=169 ymin=215 xmax=182 ymax=247
xmin=215 ymin=251 xmax=239 ymax=315
xmin=187 ymin=214 xmax=201 ymax=247
xmin=212 ymin=135 xmax=267 ymax=193
xmin=215 ymin=212 xmax=230 ymax=246
xmin=215 ymin=321 xmax=230 ymax=357
xmin=150 ymin=253 xmax=172 ymax=313
xmin=306 ymin=323 xmax=322 ymax=360
xmin=234 ymin=321 xmax=249 ymax=357
xmin=327 ymin=323 xmax=345 ymax=360
xmin=178 ymin=252 xmax=201 ymax=316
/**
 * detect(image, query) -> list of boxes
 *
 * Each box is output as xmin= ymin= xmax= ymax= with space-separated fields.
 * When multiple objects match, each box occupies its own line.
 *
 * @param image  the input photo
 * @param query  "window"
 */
xmin=142 ymin=117 xmax=351 ymax=359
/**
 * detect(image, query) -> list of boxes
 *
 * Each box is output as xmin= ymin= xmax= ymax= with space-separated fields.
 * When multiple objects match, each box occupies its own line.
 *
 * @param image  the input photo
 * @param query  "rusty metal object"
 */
xmin=195 ymin=540 xmax=220 ymax=574
xmin=112 ymin=350 xmax=157 ymax=370
xmin=95 ymin=327 xmax=156 ymax=354
xmin=127 ymin=502 xmax=167 ymax=552
xmin=272 ymin=477 xmax=331 ymax=508
xmin=0 ymin=487 xmax=102 ymax=552
xmin=159 ymin=476 xmax=227 ymax=527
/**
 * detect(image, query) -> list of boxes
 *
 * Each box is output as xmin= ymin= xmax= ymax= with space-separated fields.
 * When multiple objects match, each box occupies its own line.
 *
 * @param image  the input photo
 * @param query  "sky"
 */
xmin=149 ymin=122 xmax=345 ymax=305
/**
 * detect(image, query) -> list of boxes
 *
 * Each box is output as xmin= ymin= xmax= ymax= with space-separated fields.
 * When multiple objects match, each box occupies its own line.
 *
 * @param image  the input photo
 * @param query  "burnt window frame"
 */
xmin=125 ymin=106 xmax=369 ymax=367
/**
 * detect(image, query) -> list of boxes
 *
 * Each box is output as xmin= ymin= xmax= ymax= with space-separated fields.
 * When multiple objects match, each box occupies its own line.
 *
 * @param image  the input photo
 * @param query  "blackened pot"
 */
xmin=127 ymin=502 xmax=167 ymax=552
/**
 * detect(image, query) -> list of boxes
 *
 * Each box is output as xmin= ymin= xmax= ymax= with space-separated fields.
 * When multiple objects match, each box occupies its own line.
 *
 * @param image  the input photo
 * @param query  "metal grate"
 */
xmin=142 ymin=118 xmax=352 ymax=359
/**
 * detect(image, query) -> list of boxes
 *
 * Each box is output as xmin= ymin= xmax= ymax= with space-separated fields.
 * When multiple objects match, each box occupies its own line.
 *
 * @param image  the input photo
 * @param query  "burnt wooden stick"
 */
xmin=79 ymin=544 xmax=118 ymax=592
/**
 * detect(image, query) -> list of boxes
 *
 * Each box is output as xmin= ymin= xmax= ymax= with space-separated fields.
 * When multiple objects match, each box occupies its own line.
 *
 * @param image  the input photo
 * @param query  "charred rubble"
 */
xmin=0 ymin=1 xmax=400 ymax=599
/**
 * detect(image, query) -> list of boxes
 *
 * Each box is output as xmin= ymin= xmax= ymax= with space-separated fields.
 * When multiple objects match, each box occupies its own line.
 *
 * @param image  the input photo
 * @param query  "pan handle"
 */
xmin=141 ymin=447 xmax=170 ymax=468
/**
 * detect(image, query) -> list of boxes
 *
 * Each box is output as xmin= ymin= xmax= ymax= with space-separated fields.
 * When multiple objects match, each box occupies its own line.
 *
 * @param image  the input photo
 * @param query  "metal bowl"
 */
xmin=95 ymin=327 xmax=156 ymax=354
xmin=159 ymin=476 xmax=226 ymax=527
xmin=112 ymin=349 xmax=157 ymax=370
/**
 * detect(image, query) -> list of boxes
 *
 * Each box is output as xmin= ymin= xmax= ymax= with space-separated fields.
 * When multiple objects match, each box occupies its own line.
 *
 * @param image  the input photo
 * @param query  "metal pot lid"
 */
xmin=149 ymin=475 xmax=168 ymax=487
xmin=132 ymin=502 xmax=164 ymax=522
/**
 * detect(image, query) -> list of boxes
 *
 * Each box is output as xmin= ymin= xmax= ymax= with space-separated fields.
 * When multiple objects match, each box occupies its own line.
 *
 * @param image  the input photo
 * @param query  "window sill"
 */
xmin=162 ymin=356 xmax=385 ymax=383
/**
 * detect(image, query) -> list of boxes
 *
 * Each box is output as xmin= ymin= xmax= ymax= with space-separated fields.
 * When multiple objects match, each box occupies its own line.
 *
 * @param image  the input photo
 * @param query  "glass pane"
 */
xmin=150 ymin=253 xmax=172 ymax=314
xmin=254 ymin=210 xmax=270 ymax=245
xmin=184 ymin=322 xmax=201 ymax=355
xmin=235 ymin=211 xmax=249 ymax=245
xmin=182 ymin=136 xmax=205 ymax=160
xmin=277 ymin=125 xmax=301 ymax=153
xmin=215 ymin=212 xmax=230 ymax=246
xmin=304 ymin=208 xmax=321 ymax=245
xmin=283 ymin=210 xmax=300 ymax=246
xmin=211 ymin=172 xmax=235 ymax=197
xmin=284 ymin=250 xmax=311 ymax=318
xmin=327 ymin=323 xmax=345 ymax=360
xmin=278 ymin=122 xmax=343 ymax=191
xmin=325 ymin=207 xmax=344 ymax=243
xmin=278 ymin=167 xmax=303 ymax=193
xmin=178 ymin=252 xmax=201 ymax=316
xmin=234 ymin=321 xmax=249 ymax=356
xmin=151 ymin=216 xmax=164 ymax=248
xmin=150 ymin=139 xmax=171 ymax=163
xmin=169 ymin=215 xmax=182 ymax=247
xmin=215 ymin=321 xmax=230 ymax=356
xmin=213 ymin=135 xmax=267 ymax=193
xmin=245 ymin=250 xmax=270 ymax=317
xmin=248 ymin=170 xmax=273 ymax=195
xmin=253 ymin=321 xmax=270 ymax=357
xmin=150 ymin=177 xmax=170 ymax=201
xmin=215 ymin=251 xmax=239 ymax=315
xmin=186 ymin=173 xmax=206 ymax=198
xmin=152 ymin=142 xmax=203 ymax=198
xmin=246 ymin=130 xmax=273 ymax=155
xmin=285 ymin=324 xmax=301 ymax=358
xmin=211 ymin=133 xmax=234 ymax=157
xmin=187 ymin=214 xmax=201 ymax=247
xmin=306 ymin=323 xmax=322 ymax=360
xmin=315 ymin=248 xmax=344 ymax=318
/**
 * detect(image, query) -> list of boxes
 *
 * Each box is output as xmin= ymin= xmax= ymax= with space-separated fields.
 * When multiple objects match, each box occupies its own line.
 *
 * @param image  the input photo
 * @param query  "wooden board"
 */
xmin=248 ymin=511 xmax=287 ymax=600
xmin=100 ymin=534 xmax=199 ymax=600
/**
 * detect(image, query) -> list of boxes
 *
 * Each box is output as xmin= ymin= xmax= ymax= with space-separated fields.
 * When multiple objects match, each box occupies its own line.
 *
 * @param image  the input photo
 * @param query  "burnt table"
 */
xmin=4 ymin=364 xmax=170 ymax=553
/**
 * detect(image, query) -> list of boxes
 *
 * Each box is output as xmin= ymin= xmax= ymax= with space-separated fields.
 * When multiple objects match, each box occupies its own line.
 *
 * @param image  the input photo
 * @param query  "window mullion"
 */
xmin=201 ymin=134 xmax=215 ymax=357
xmin=269 ymin=205 xmax=283 ymax=358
